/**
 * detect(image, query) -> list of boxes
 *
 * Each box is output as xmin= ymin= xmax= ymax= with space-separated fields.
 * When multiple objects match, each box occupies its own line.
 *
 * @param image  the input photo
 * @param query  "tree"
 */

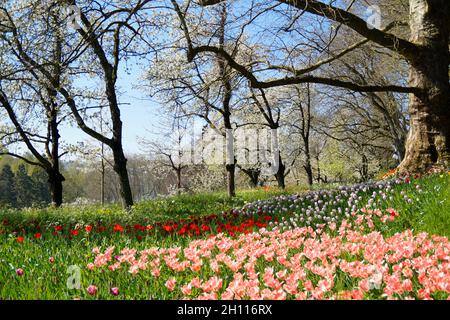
xmin=282 ymin=84 xmax=315 ymax=186
xmin=0 ymin=27 xmax=67 ymax=206
xmin=190 ymin=0 xmax=450 ymax=173
xmin=139 ymin=109 xmax=190 ymax=195
xmin=244 ymin=88 xmax=288 ymax=189
xmin=0 ymin=1 xmax=161 ymax=208
xmin=324 ymin=40 xmax=409 ymax=164
xmin=0 ymin=164 xmax=16 ymax=207
xmin=0 ymin=3 xmax=84 ymax=207
xmin=148 ymin=1 xmax=247 ymax=197
xmin=0 ymin=89 xmax=67 ymax=206
xmin=30 ymin=167 xmax=51 ymax=206
xmin=14 ymin=164 xmax=34 ymax=208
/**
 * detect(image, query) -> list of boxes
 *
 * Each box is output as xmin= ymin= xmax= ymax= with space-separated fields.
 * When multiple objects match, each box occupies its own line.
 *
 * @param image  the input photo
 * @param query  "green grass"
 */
xmin=359 ymin=174 xmax=450 ymax=237
xmin=0 ymin=173 xmax=448 ymax=299
xmin=0 ymin=185 xmax=306 ymax=228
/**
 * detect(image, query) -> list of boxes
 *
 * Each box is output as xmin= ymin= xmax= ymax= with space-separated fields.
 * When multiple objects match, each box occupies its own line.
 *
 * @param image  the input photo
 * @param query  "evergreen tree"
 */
xmin=0 ymin=164 xmax=17 ymax=207
xmin=30 ymin=168 xmax=51 ymax=206
xmin=15 ymin=164 xmax=34 ymax=208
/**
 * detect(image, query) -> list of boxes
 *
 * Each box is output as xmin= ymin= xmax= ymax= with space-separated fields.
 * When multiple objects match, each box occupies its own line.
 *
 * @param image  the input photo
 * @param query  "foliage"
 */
xmin=0 ymin=161 xmax=51 ymax=208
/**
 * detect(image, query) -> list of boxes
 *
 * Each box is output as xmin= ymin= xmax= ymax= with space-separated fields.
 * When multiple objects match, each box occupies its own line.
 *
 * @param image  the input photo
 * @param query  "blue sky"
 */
xmin=59 ymin=64 xmax=163 ymax=155
xmin=57 ymin=0 xmax=357 ymax=156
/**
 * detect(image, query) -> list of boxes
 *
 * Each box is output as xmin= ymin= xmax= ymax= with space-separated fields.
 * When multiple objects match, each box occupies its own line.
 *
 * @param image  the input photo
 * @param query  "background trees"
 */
xmin=0 ymin=0 xmax=447 ymax=209
xmin=1 ymin=0 xmax=168 ymax=208
xmin=193 ymin=0 xmax=449 ymax=173
xmin=0 ymin=164 xmax=16 ymax=207
xmin=139 ymin=107 xmax=191 ymax=195
xmin=0 ymin=158 xmax=51 ymax=208
xmin=0 ymin=3 xmax=70 ymax=206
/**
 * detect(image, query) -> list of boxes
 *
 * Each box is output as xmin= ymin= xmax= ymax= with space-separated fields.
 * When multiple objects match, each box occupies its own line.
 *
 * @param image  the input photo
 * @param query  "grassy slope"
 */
xmin=0 ymin=174 xmax=448 ymax=299
xmin=378 ymin=174 xmax=450 ymax=238
xmin=0 ymin=185 xmax=307 ymax=227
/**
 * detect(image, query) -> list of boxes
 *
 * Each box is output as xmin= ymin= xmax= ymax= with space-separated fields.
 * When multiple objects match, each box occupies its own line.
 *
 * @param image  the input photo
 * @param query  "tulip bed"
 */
xmin=0 ymin=172 xmax=449 ymax=299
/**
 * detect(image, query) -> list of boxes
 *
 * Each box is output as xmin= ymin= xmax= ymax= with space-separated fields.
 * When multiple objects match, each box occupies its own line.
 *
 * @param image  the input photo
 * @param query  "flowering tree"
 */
xmin=0 ymin=5 xmax=70 ymax=206
xmin=185 ymin=0 xmax=450 ymax=174
xmin=146 ymin=1 xmax=251 ymax=197
xmin=139 ymin=107 xmax=190 ymax=195
xmin=0 ymin=0 xmax=168 ymax=208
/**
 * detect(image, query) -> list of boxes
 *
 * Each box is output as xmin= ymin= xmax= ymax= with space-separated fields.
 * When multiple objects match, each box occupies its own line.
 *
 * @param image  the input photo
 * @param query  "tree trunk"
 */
xmin=360 ymin=154 xmax=369 ymax=182
xmin=112 ymin=146 xmax=134 ymax=208
xmin=249 ymin=169 xmax=260 ymax=187
xmin=48 ymin=96 xmax=64 ymax=208
xmin=393 ymin=134 xmax=406 ymax=164
xmin=274 ymin=154 xmax=286 ymax=189
xmin=304 ymin=162 xmax=313 ymax=186
xmin=176 ymin=167 xmax=182 ymax=194
xmin=226 ymin=163 xmax=236 ymax=197
xmin=316 ymin=154 xmax=321 ymax=183
xmin=249 ymin=172 xmax=259 ymax=187
xmin=400 ymin=0 xmax=450 ymax=173
xmin=101 ymin=151 xmax=105 ymax=205
xmin=48 ymin=170 xmax=64 ymax=207
xmin=304 ymin=139 xmax=313 ymax=186
xmin=240 ymin=167 xmax=260 ymax=188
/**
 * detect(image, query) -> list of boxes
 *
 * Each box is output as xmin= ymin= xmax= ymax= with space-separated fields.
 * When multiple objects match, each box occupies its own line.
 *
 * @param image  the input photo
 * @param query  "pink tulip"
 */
xmin=110 ymin=287 xmax=119 ymax=296
xmin=87 ymin=285 xmax=97 ymax=296
xmin=165 ymin=278 xmax=176 ymax=291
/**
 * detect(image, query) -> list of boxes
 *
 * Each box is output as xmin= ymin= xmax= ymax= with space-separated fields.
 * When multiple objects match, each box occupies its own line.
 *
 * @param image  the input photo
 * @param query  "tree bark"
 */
xmin=304 ymin=140 xmax=313 ymax=186
xmin=48 ymin=170 xmax=64 ymax=207
xmin=112 ymin=147 xmax=134 ymax=208
xmin=226 ymin=163 xmax=236 ymax=197
xmin=240 ymin=167 xmax=260 ymax=187
xmin=274 ymin=154 xmax=286 ymax=189
xmin=360 ymin=153 xmax=369 ymax=182
xmin=101 ymin=144 xmax=105 ymax=205
xmin=400 ymin=0 xmax=450 ymax=173
xmin=304 ymin=161 xmax=313 ymax=186
xmin=176 ymin=167 xmax=182 ymax=194
xmin=303 ymin=84 xmax=313 ymax=186
xmin=48 ymin=106 xmax=65 ymax=207
xmin=218 ymin=5 xmax=237 ymax=198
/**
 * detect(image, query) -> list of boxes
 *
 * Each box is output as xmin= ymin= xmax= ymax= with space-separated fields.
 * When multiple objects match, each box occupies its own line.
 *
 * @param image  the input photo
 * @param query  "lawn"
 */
xmin=0 ymin=173 xmax=449 ymax=299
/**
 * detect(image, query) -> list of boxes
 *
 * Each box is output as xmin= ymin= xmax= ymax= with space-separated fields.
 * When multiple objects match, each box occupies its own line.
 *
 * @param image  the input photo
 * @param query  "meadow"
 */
xmin=0 ymin=172 xmax=449 ymax=300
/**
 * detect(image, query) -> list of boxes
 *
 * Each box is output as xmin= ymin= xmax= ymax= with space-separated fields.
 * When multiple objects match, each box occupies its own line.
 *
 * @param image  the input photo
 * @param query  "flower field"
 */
xmin=1 ymin=173 xmax=449 ymax=299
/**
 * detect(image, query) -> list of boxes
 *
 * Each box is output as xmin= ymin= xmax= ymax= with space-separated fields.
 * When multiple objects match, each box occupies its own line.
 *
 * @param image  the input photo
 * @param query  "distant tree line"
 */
xmin=0 ymin=163 xmax=50 ymax=208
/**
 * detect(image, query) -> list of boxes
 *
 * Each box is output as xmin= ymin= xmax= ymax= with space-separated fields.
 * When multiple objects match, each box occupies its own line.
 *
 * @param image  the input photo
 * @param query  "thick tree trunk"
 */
xmin=48 ymin=170 xmax=64 ymax=207
xmin=239 ymin=167 xmax=260 ymax=188
xmin=274 ymin=154 xmax=286 ymax=189
xmin=48 ymin=96 xmax=65 ymax=208
xmin=400 ymin=0 xmax=450 ymax=173
xmin=112 ymin=146 xmax=134 ymax=208
xmin=101 ymin=148 xmax=105 ymax=205
xmin=304 ymin=161 xmax=313 ymax=186
xmin=315 ymin=154 xmax=321 ymax=183
xmin=226 ymin=163 xmax=236 ymax=197
xmin=245 ymin=168 xmax=260 ymax=187
xmin=394 ymin=134 xmax=406 ymax=164
xmin=249 ymin=172 xmax=259 ymax=187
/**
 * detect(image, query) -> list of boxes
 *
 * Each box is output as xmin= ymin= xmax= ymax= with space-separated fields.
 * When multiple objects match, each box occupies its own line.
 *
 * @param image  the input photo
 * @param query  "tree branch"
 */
xmin=199 ymin=0 xmax=420 ymax=59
